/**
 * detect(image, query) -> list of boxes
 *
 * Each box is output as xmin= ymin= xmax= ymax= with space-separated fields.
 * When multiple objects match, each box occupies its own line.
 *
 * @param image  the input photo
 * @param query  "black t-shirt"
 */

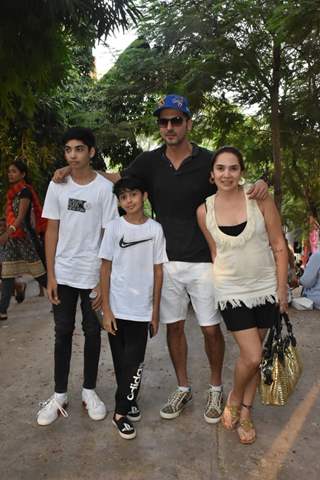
xmin=123 ymin=144 xmax=217 ymax=262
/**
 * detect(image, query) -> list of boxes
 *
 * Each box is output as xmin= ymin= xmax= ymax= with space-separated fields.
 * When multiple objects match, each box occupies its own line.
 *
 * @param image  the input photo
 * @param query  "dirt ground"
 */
xmin=0 ymin=278 xmax=319 ymax=480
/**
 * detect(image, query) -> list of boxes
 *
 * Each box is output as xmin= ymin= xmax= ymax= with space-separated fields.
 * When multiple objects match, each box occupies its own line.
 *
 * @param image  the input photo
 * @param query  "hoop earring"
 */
xmin=238 ymin=177 xmax=245 ymax=186
xmin=209 ymin=174 xmax=215 ymax=185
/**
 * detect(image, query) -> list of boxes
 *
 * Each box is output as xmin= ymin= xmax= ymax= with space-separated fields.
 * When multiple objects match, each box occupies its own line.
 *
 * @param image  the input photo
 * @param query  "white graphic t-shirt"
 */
xmin=99 ymin=217 xmax=168 ymax=321
xmin=42 ymin=174 xmax=118 ymax=289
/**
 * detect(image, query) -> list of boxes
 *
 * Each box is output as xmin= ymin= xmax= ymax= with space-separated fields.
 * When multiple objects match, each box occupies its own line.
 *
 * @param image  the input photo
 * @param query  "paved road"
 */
xmin=0 ymin=278 xmax=319 ymax=480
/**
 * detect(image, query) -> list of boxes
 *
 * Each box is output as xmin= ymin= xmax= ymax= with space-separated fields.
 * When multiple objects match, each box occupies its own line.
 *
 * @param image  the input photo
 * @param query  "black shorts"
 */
xmin=220 ymin=301 xmax=279 ymax=332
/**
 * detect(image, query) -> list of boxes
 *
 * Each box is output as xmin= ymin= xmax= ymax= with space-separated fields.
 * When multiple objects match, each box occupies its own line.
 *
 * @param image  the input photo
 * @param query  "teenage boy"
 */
xmin=99 ymin=176 xmax=167 ymax=439
xmin=37 ymin=127 xmax=118 ymax=426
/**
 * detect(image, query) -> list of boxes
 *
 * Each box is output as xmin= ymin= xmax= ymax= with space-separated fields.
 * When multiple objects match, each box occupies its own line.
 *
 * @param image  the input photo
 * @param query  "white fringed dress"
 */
xmin=205 ymin=187 xmax=277 ymax=310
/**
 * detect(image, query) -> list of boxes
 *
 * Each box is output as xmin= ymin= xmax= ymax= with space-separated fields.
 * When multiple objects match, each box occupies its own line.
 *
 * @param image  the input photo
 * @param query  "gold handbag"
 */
xmin=259 ymin=312 xmax=302 ymax=406
xmin=283 ymin=315 xmax=303 ymax=391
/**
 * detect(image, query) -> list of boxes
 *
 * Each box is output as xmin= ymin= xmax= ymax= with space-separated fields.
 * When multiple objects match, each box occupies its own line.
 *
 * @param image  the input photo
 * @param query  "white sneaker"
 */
xmin=37 ymin=393 xmax=68 ymax=426
xmin=82 ymin=389 xmax=106 ymax=421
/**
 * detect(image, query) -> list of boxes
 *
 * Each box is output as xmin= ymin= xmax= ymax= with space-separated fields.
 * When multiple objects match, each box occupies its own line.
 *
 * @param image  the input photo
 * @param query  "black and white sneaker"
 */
xmin=127 ymin=402 xmax=141 ymax=422
xmin=112 ymin=415 xmax=136 ymax=440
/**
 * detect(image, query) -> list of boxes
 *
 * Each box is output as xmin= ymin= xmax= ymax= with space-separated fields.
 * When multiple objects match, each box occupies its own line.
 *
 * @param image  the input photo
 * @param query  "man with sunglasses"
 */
xmin=116 ymin=94 xmax=268 ymax=423
xmin=53 ymin=94 xmax=268 ymax=424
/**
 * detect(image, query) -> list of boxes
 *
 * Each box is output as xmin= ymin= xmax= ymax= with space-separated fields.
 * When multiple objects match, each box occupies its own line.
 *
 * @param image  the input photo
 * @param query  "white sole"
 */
xmin=160 ymin=399 xmax=192 ymax=419
xmin=112 ymin=420 xmax=136 ymax=440
xmin=204 ymin=413 xmax=222 ymax=424
xmin=82 ymin=400 xmax=106 ymax=421
xmin=37 ymin=402 xmax=68 ymax=426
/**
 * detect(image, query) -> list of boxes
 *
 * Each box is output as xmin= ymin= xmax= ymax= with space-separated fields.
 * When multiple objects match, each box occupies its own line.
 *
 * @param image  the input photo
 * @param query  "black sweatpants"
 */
xmin=108 ymin=319 xmax=149 ymax=416
xmin=53 ymin=284 xmax=101 ymax=393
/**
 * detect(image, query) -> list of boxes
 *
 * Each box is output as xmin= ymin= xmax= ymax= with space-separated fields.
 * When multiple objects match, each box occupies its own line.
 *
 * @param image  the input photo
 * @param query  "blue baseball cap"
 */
xmin=153 ymin=94 xmax=192 ymax=118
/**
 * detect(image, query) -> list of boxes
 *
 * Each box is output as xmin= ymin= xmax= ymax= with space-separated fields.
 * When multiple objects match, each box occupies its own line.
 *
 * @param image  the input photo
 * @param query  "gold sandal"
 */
xmin=237 ymin=404 xmax=256 ymax=445
xmin=221 ymin=392 xmax=240 ymax=430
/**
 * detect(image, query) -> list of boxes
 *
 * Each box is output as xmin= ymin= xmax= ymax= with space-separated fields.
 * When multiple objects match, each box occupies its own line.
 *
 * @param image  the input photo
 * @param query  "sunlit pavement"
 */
xmin=0 ymin=277 xmax=319 ymax=480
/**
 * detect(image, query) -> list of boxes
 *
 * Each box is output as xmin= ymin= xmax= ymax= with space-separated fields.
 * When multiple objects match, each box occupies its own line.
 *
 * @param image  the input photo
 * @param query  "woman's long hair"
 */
xmin=10 ymin=159 xmax=31 ymax=184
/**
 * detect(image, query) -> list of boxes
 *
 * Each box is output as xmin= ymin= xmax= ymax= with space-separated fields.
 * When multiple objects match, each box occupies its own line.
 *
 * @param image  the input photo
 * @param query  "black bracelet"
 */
xmin=260 ymin=173 xmax=273 ymax=187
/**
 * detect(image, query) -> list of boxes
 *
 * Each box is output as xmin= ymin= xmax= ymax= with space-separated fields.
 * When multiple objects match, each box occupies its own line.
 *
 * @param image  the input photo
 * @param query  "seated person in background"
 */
xmin=300 ymin=251 xmax=320 ymax=309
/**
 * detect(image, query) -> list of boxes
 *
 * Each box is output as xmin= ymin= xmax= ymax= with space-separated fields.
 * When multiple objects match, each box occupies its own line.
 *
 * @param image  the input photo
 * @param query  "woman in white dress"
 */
xmin=197 ymin=146 xmax=288 ymax=444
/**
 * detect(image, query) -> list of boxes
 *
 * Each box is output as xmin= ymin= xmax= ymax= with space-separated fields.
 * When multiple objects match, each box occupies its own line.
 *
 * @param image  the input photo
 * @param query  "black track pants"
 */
xmin=108 ymin=319 xmax=148 ymax=415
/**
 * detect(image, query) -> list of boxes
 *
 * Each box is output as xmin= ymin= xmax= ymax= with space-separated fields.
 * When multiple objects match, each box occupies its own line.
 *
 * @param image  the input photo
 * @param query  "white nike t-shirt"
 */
xmin=42 ymin=174 xmax=118 ymax=289
xmin=99 ymin=216 xmax=168 ymax=321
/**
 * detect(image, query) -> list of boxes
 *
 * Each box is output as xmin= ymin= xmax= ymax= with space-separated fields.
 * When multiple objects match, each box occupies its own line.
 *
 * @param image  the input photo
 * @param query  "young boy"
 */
xmin=37 ymin=127 xmax=118 ymax=426
xmin=99 ymin=176 xmax=167 ymax=439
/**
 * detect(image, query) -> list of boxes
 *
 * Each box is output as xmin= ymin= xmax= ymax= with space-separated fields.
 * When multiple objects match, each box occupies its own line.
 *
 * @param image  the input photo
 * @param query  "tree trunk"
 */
xmin=271 ymin=42 xmax=282 ymax=211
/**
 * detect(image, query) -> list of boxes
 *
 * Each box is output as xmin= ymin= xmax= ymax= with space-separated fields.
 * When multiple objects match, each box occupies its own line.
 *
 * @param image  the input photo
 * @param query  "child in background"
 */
xmin=99 ymin=176 xmax=167 ymax=440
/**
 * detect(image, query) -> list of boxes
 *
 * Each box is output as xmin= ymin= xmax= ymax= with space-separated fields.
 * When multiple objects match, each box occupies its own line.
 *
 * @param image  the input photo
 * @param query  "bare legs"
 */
xmin=224 ymin=327 xmax=267 ymax=443
xmin=166 ymin=321 xmax=188 ymax=386
xmin=230 ymin=328 xmax=266 ymax=403
xmin=201 ymin=324 xmax=225 ymax=386
xmin=166 ymin=321 xmax=225 ymax=387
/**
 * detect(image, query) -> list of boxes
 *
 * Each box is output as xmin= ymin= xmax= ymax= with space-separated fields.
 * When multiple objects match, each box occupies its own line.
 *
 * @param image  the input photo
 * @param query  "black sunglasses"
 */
xmin=158 ymin=116 xmax=185 ymax=127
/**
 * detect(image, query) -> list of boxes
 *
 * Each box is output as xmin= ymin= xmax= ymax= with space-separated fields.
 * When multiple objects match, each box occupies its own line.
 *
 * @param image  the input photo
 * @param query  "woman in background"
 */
xmin=0 ymin=160 xmax=47 ymax=320
xmin=0 ymin=216 xmax=27 ymax=303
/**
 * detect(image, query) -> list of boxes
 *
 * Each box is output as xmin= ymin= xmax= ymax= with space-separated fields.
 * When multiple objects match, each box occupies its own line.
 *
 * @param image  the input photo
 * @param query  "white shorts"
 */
xmin=160 ymin=262 xmax=222 ymax=327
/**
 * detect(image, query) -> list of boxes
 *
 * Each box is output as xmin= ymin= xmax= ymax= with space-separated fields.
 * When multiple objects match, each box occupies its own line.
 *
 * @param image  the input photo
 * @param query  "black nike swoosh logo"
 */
xmin=119 ymin=236 xmax=153 ymax=248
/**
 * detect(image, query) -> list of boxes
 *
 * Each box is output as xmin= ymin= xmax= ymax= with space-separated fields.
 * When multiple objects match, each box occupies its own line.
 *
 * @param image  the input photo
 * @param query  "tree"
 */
xmin=0 ymin=0 xmax=141 ymax=208
xmin=135 ymin=1 xmax=289 ymax=207
xmin=274 ymin=0 xmax=320 ymax=225
xmin=95 ymin=0 xmax=319 ymax=227
xmin=84 ymin=38 xmax=160 ymax=168
xmin=0 ymin=0 xmax=141 ymax=118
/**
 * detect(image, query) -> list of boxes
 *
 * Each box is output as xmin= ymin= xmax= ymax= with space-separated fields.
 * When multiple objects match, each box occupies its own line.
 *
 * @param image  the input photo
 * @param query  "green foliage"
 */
xmin=1 ymin=0 xmax=319 ymax=234
xmin=272 ymin=0 xmax=320 ymax=42
xmin=0 ymin=0 xmax=141 ymax=116
xmin=0 ymin=0 xmax=141 ymax=120
xmin=111 ymin=0 xmax=319 ymax=226
xmin=82 ymin=39 xmax=161 ymax=167
xmin=0 ymin=0 xmax=142 ymax=211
